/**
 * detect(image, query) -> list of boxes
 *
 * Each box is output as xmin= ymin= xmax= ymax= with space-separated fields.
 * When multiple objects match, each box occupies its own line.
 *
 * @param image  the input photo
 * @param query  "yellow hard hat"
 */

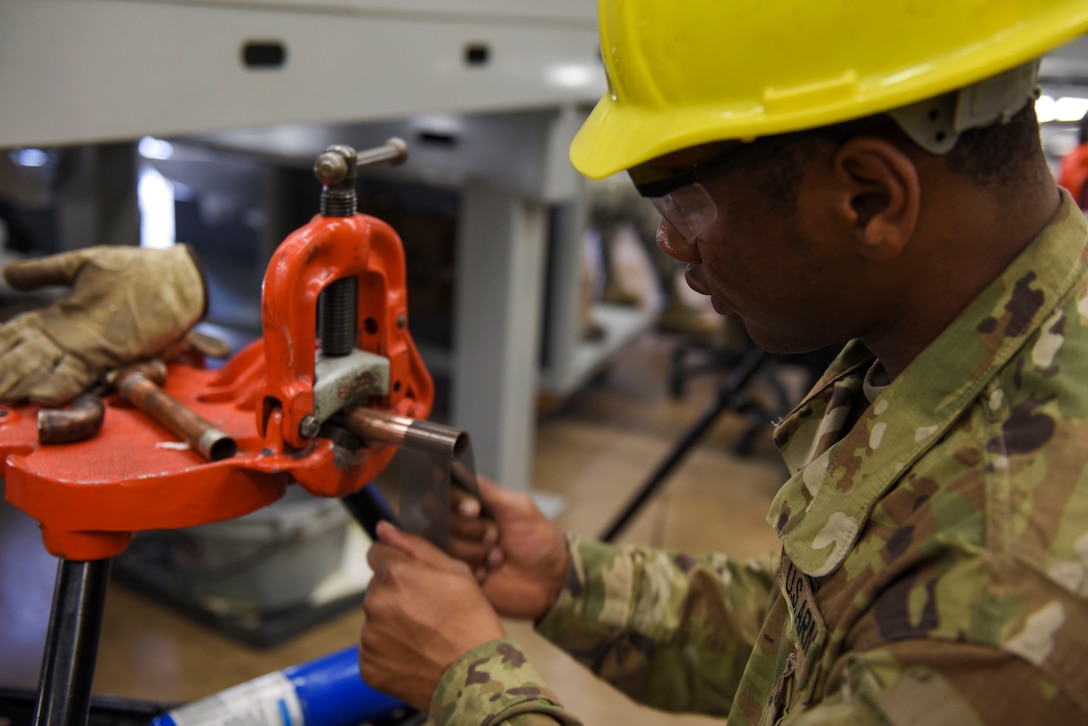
xmin=571 ymin=0 xmax=1088 ymax=179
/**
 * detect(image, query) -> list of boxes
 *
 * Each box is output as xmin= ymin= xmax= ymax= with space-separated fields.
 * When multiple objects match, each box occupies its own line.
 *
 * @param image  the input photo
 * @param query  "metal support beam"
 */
xmin=34 ymin=559 xmax=111 ymax=726
xmin=55 ymin=144 xmax=140 ymax=252
xmin=452 ymin=182 xmax=546 ymax=492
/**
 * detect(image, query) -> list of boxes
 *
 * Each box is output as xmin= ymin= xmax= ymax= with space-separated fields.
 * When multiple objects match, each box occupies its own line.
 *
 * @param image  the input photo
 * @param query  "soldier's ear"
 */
xmin=828 ymin=137 xmax=920 ymax=262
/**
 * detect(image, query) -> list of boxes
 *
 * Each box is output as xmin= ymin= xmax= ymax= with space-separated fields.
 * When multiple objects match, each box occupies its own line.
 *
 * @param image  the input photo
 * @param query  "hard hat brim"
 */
xmin=571 ymin=13 xmax=1088 ymax=180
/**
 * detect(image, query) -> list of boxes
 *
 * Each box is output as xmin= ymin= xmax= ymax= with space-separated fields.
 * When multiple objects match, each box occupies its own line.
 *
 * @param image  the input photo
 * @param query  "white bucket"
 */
xmin=172 ymin=487 xmax=350 ymax=612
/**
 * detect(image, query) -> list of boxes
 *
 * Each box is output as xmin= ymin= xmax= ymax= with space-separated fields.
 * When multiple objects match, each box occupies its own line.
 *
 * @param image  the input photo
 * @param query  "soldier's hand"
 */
xmin=448 ymin=475 xmax=569 ymax=621
xmin=0 ymin=245 xmax=206 ymax=406
xmin=361 ymin=521 xmax=505 ymax=711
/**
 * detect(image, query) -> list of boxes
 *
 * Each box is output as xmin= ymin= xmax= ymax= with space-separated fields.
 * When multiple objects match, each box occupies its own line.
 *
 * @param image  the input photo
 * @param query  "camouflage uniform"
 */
xmin=430 ymin=189 xmax=1088 ymax=724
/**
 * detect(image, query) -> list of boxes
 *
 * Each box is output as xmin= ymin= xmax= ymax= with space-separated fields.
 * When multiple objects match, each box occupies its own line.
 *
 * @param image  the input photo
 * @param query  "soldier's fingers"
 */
xmin=449 ymin=509 xmax=495 ymax=541
xmin=366 ymin=540 xmax=412 ymax=582
xmin=450 ymin=485 xmax=482 ymax=518
xmin=375 ymin=521 xmax=472 ymax=575
xmin=473 ymin=475 xmax=535 ymax=519
xmin=446 ymin=536 xmax=498 ymax=568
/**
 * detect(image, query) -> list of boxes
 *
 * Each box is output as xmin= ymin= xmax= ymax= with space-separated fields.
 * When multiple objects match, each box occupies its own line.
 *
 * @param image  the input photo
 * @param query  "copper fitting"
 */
xmin=37 ymin=394 xmax=106 ymax=445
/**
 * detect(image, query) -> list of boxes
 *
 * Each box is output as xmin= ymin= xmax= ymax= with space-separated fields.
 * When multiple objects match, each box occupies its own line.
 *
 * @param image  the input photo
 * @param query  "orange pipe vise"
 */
xmin=0 ymin=140 xmax=434 ymax=561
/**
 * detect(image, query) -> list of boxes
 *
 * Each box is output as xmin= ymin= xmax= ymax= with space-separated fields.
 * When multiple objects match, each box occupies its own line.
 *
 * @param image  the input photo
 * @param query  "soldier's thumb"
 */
xmin=3 ymin=250 xmax=91 ymax=292
xmin=475 ymin=475 xmax=537 ymax=519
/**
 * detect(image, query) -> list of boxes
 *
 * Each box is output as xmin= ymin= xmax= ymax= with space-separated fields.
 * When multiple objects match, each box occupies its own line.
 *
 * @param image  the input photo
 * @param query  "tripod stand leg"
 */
xmin=34 ymin=558 xmax=110 ymax=726
xmin=599 ymin=346 xmax=769 ymax=543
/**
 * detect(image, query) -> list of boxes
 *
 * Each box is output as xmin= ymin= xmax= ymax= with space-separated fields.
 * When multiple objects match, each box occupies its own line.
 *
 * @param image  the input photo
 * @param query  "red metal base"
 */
xmin=1 ymin=341 xmax=428 ymax=561
xmin=1 ymin=210 xmax=435 ymax=562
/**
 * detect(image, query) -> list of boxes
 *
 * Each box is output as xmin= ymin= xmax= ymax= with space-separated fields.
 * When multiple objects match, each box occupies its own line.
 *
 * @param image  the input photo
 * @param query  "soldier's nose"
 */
xmin=656 ymin=220 xmax=700 ymax=264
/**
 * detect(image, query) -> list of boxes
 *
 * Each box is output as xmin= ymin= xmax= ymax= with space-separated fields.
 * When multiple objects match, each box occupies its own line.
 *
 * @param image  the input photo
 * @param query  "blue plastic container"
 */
xmin=151 ymin=645 xmax=406 ymax=726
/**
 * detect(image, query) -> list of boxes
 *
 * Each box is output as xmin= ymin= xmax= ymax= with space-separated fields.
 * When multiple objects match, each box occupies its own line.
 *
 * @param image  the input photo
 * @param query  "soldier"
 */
xmin=359 ymin=0 xmax=1088 ymax=724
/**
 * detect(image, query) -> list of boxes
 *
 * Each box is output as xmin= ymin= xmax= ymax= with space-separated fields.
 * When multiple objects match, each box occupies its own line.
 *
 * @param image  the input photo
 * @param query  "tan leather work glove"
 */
xmin=0 ymin=244 xmax=207 ymax=406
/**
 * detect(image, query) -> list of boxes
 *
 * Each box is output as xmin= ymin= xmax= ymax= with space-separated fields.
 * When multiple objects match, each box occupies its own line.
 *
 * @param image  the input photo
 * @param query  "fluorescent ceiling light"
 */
xmin=545 ymin=63 xmax=603 ymax=90
xmin=138 ymin=136 xmax=174 ymax=160
xmin=1036 ymin=95 xmax=1088 ymax=124
xmin=9 ymin=148 xmax=50 ymax=167
xmin=1054 ymin=96 xmax=1088 ymax=123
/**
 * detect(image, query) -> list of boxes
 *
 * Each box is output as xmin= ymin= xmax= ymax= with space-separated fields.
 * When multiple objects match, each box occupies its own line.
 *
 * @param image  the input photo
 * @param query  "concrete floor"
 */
xmin=0 ymin=329 xmax=799 ymax=725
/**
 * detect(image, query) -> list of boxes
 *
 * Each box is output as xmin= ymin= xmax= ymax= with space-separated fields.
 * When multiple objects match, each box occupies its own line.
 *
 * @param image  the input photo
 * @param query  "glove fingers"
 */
xmin=25 ymin=355 xmax=97 ymax=407
xmin=0 ymin=315 xmax=36 ymax=353
xmin=3 ymin=249 xmax=92 ymax=291
xmin=0 ymin=245 xmax=207 ymax=406
xmin=159 ymin=330 xmax=232 ymax=363
xmin=188 ymin=329 xmax=232 ymax=359
xmin=0 ymin=335 xmax=63 ymax=402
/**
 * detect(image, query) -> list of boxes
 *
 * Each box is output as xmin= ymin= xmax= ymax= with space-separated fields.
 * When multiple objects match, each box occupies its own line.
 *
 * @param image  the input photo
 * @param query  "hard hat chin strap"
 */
xmin=887 ymin=59 xmax=1041 ymax=155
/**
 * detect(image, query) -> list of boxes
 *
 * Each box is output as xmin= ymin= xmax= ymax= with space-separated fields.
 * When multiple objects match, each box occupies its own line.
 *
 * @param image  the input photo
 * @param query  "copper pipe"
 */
xmin=37 ymin=394 xmax=106 ymax=445
xmin=114 ymin=363 xmax=237 ymax=462
xmin=344 ymin=407 xmax=467 ymax=459
xmin=112 ymin=359 xmax=168 ymax=386
xmin=345 ymin=407 xmax=492 ymax=528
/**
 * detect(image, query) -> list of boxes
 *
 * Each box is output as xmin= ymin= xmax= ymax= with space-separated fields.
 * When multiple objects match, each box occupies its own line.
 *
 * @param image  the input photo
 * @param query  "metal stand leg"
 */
xmin=600 ymin=345 xmax=770 ymax=543
xmin=33 ymin=559 xmax=111 ymax=726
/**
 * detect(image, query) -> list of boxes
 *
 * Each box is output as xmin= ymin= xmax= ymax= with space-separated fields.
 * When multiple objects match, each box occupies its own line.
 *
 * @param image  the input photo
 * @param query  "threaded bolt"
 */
xmin=299 ymin=415 xmax=321 ymax=439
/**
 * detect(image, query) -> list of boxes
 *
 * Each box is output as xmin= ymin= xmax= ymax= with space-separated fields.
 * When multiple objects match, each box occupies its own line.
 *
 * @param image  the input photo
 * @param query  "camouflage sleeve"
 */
xmin=428 ymin=637 xmax=583 ymax=725
xmin=534 ymin=536 xmax=778 ymax=716
xmin=786 ymin=640 xmax=1081 ymax=725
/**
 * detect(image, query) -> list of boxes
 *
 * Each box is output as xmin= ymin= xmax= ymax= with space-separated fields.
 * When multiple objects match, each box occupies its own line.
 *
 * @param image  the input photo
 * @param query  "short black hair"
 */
xmin=817 ymin=103 xmax=1042 ymax=188
xmin=691 ymin=100 xmax=1043 ymax=216
xmin=944 ymin=104 xmax=1042 ymax=186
